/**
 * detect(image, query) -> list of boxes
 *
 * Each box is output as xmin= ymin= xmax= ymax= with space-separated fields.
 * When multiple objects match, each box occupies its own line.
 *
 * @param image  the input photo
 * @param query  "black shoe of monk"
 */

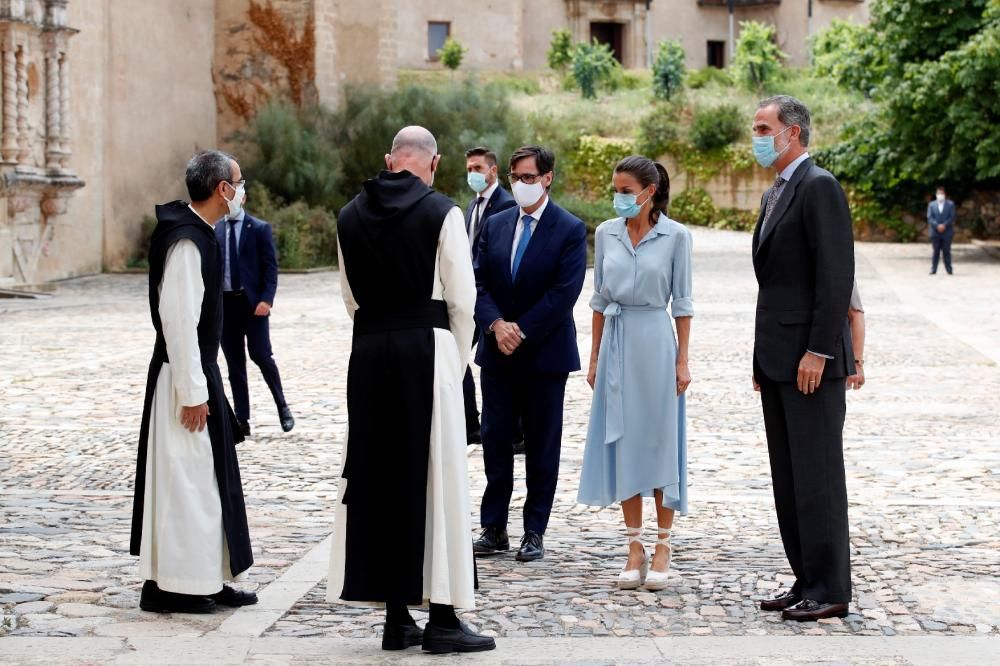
xmin=210 ymin=585 xmax=258 ymax=607
xmin=139 ymin=580 xmax=216 ymax=614
xmin=382 ymin=621 xmax=423 ymax=650
xmin=279 ymin=406 xmax=295 ymax=433
xmin=422 ymin=621 xmax=496 ymax=654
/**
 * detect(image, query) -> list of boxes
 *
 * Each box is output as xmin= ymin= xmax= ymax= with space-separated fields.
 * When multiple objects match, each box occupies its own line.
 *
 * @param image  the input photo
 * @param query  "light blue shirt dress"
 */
xmin=577 ymin=216 xmax=693 ymax=514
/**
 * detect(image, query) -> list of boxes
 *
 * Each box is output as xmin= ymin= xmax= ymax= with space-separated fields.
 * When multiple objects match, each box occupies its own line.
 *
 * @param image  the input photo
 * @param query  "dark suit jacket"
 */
xmin=752 ymin=158 xmax=855 ymax=383
xmin=927 ymin=199 xmax=956 ymax=238
xmin=466 ymin=185 xmax=517 ymax=263
xmin=215 ymin=212 xmax=278 ymax=310
xmin=474 ymin=198 xmax=587 ymax=376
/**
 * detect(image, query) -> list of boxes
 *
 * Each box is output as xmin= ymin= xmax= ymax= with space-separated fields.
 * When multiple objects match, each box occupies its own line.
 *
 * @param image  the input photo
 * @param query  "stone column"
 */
xmin=58 ymin=50 xmax=69 ymax=167
xmin=16 ymin=43 xmax=29 ymax=164
xmin=1 ymin=35 xmax=17 ymax=163
xmin=44 ymin=39 xmax=60 ymax=169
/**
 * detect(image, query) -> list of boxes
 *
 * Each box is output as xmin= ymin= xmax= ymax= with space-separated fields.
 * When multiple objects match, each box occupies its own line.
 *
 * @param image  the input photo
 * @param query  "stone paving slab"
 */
xmin=1 ymin=229 xmax=999 ymax=663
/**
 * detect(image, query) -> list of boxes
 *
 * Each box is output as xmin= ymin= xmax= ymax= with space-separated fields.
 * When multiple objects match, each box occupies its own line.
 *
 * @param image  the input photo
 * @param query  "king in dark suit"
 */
xmin=927 ymin=185 xmax=956 ymax=275
xmin=472 ymin=145 xmax=587 ymax=563
xmin=462 ymin=147 xmax=517 ymax=445
xmin=216 ymin=194 xmax=294 ymax=436
xmin=750 ymin=96 xmax=855 ymax=622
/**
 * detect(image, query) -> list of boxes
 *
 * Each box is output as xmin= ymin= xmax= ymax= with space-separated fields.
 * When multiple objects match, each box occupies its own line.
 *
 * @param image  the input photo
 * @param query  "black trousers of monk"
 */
xmin=221 ymin=291 xmax=287 ymax=422
xmin=756 ymin=360 xmax=852 ymax=604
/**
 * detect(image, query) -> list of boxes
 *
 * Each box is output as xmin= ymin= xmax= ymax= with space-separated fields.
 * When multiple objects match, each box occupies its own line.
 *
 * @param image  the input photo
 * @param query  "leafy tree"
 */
xmin=572 ymin=39 xmax=618 ymax=99
xmin=438 ymin=37 xmax=466 ymax=71
xmin=689 ymin=104 xmax=745 ymax=152
xmin=731 ymin=21 xmax=787 ymax=90
xmin=636 ymin=107 xmax=680 ymax=158
xmin=810 ymin=19 xmax=884 ymax=97
xmin=652 ymin=39 xmax=686 ymax=101
xmin=547 ymin=29 xmax=573 ymax=72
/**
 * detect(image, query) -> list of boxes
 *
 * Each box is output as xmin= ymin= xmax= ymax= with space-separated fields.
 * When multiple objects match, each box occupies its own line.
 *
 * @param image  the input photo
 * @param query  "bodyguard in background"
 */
xmin=217 ymin=190 xmax=295 ymax=436
xmin=463 ymin=147 xmax=516 ymax=445
xmin=473 ymin=145 xmax=587 ymax=563
xmin=750 ymin=95 xmax=855 ymax=622
xmin=927 ymin=185 xmax=956 ymax=275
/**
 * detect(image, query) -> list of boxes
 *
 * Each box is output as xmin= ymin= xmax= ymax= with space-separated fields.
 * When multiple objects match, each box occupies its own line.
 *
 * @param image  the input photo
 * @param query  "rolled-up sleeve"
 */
xmin=670 ymin=227 xmax=694 ymax=318
xmin=589 ymin=226 xmax=611 ymax=312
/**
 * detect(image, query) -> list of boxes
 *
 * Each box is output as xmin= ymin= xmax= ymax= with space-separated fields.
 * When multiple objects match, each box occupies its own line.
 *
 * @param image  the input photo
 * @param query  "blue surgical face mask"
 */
xmin=613 ymin=190 xmax=650 ymax=219
xmin=752 ymin=125 xmax=793 ymax=168
xmin=467 ymin=171 xmax=488 ymax=193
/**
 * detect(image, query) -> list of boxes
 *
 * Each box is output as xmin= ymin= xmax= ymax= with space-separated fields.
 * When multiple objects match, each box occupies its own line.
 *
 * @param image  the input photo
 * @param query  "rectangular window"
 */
xmin=707 ymin=40 xmax=726 ymax=68
xmin=428 ymin=22 xmax=450 ymax=61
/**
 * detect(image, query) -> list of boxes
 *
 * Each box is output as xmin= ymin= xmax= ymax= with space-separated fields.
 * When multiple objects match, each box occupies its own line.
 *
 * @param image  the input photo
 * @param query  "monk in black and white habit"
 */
xmin=328 ymin=127 xmax=495 ymax=654
xmin=130 ymin=151 xmax=258 ymax=614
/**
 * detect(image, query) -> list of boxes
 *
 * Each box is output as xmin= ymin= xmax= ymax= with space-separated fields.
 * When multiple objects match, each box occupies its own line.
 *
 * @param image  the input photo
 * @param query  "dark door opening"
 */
xmin=707 ymin=40 xmax=726 ymax=68
xmin=590 ymin=22 xmax=624 ymax=64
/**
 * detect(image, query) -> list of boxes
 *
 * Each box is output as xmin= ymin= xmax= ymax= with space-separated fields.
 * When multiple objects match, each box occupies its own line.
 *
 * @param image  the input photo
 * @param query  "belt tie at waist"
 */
xmin=602 ymin=302 xmax=664 ymax=447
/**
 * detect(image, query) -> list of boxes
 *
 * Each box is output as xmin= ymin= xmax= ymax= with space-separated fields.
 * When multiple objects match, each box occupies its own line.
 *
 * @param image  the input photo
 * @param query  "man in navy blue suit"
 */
xmin=472 ymin=145 xmax=587 ymax=562
xmin=927 ymin=185 xmax=956 ymax=275
xmin=462 ymin=147 xmax=517 ymax=446
xmin=217 ymin=190 xmax=294 ymax=436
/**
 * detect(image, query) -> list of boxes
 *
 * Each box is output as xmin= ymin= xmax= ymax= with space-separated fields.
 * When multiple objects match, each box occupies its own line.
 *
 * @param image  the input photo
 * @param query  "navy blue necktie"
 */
xmin=512 ymin=215 xmax=533 ymax=280
xmin=228 ymin=219 xmax=242 ymax=291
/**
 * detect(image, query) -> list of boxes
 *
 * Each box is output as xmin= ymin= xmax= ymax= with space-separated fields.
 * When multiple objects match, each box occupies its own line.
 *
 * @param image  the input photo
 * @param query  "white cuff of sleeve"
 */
xmin=807 ymin=350 xmax=834 ymax=360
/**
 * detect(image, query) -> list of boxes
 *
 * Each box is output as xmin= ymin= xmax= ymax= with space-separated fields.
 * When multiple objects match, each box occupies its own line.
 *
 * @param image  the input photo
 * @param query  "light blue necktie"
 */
xmin=511 ymin=215 xmax=533 ymax=280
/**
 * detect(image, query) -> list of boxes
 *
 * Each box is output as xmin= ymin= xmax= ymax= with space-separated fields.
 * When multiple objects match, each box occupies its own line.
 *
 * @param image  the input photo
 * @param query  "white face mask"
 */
xmin=512 ymin=180 xmax=545 ymax=209
xmin=936 ymin=193 xmax=946 ymax=203
xmin=224 ymin=182 xmax=244 ymax=220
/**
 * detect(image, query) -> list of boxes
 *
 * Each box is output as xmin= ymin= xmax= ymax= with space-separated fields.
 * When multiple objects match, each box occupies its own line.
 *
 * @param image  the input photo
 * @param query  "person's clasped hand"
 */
xmin=493 ymin=320 xmax=523 ymax=356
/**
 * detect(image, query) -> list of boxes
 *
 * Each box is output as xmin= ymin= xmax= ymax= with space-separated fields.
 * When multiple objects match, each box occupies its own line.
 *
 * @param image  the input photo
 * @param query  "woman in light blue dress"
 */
xmin=577 ymin=156 xmax=693 ymax=591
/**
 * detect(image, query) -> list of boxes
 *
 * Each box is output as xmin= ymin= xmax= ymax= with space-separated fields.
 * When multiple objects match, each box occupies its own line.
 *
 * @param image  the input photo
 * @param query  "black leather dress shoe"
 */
xmin=279 ymin=406 xmax=295 ymax=432
xmin=760 ymin=589 xmax=800 ymax=612
xmin=782 ymin=599 xmax=849 ymax=622
xmin=422 ymin=621 xmax=496 ymax=654
xmin=515 ymin=530 xmax=544 ymax=562
xmin=473 ymin=526 xmax=509 ymax=555
xmin=139 ymin=580 xmax=216 ymax=614
xmin=210 ymin=585 xmax=258 ymax=607
xmin=382 ymin=622 xmax=423 ymax=650
xmin=238 ymin=420 xmax=252 ymax=438
xmin=467 ymin=428 xmax=482 ymax=445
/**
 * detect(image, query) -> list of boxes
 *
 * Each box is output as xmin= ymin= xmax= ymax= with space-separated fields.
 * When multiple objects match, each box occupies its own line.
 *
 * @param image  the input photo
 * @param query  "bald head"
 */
xmin=385 ymin=126 xmax=440 ymax=186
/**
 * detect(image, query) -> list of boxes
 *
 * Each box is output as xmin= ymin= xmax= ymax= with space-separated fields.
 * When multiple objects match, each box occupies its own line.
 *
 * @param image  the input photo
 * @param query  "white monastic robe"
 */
xmin=328 ymin=207 xmax=477 ymax=609
xmin=139 ymin=234 xmax=234 ymax=595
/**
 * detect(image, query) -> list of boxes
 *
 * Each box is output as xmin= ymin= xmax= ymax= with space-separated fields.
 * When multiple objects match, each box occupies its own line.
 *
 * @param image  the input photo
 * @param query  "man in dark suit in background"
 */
xmin=927 ymin=185 xmax=956 ymax=275
xmin=472 ymin=145 xmax=587 ymax=562
xmin=217 ymin=190 xmax=294 ymax=436
xmin=750 ymin=95 xmax=855 ymax=622
xmin=463 ymin=147 xmax=516 ymax=446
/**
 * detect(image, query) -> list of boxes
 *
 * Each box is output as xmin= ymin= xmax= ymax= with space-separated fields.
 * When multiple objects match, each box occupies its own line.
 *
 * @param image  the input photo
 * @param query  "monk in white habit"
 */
xmin=130 ymin=151 xmax=257 ymax=613
xmin=328 ymin=127 xmax=495 ymax=654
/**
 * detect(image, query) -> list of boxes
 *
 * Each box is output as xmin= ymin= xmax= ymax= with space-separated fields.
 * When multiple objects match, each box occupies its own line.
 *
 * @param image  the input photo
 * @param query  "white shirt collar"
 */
xmin=187 ymin=204 xmax=213 ymax=227
xmin=478 ymin=180 xmax=499 ymax=203
xmin=519 ymin=194 xmax=549 ymax=224
xmin=779 ymin=152 xmax=810 ymax=182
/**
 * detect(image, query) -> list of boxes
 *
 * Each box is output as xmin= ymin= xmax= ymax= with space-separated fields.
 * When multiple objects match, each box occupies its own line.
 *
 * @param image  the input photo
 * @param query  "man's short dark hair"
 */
xmin=936 ymin=185 xmax=947 ymax=192
xmin=509 ymin=145 xmax=555 ymax=175
xmin=185 ymin=150 xmax=235 ymax=203
xmin=465 ymin=146 xmax=498 ymax=168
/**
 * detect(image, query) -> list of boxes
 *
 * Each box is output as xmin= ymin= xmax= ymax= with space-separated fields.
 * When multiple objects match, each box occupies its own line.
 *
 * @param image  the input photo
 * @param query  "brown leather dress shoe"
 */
xmin=760 ymin=590 xmax=800 ymax=612
xmin=781 ymin=599 xmax=849 ymax=622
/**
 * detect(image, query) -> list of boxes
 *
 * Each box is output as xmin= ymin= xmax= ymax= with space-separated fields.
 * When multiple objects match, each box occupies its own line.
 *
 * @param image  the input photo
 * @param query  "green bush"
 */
xmin=689 ymin=104 xmax=745 ymax=152
xmin=716 ymin=208 xmax=758 ymax=232
xmin=559 ymin=193 xmax=613 ymax=234
xmin=438 ymin=37 xmax=466 ymax=71
xmin=240 ymin=101 xmax=342 ymax=211
xmin=128 ymin=215 xmax=158 ymax=268
xmin=607 ymin=68 xmax=647 ymax=92
xmin=732 ymin=21 xmax=787 ymax=90
xmin=247 ymin=183 xmax=338 ymax=269
xmin=565 ymin=135 xmax=636 ymax=201
xmin=635 ymin=106 xmax=680 ymax=158
xmin=652 ymin=40 xmax=686 ymax=101
xmin=669 ymin=187 xmax=718 ymax=227
xmin=810 ymin=19 xmax=882 ymax=97
xmin=572 ymin=39 xmax=619 ymax=99
xmin=547 ymin=29 xmax=573 ymax=72
xmin=685 ymin=66 xmax=734 ymax=89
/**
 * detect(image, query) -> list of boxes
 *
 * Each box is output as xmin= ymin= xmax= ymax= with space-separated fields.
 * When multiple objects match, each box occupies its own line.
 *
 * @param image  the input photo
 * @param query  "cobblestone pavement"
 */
xmin=1 ymin=228 xmax=998 ymax=662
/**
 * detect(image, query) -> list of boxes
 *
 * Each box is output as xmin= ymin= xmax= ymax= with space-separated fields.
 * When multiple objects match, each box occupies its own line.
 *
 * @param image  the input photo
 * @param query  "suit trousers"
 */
xmin=479 ymin=367 xmax=567 ymax=534
xmin=757 ymin=364 xmax=852 ymax=604
xmin=462 ymin=328 xmax=481 ymax=433
xmin=221 ymin=292 xmax=286 ymax=421
xmin=931 ymin=235 xmax=953 ymax=274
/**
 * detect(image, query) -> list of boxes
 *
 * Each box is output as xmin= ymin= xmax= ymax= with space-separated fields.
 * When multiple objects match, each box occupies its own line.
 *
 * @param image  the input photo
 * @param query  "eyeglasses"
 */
xmin=225 ymin=179 xmax=247 ymax=189
xmin=508 ymin=172 xmax=543 ymax=184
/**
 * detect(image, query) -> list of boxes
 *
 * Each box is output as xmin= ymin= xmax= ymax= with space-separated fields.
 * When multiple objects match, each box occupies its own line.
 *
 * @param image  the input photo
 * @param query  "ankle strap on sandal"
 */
xmin=656 ymin=527 xmax=672 ymax=545
xmin=625 ymin=526 xmax=642 ymax=543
